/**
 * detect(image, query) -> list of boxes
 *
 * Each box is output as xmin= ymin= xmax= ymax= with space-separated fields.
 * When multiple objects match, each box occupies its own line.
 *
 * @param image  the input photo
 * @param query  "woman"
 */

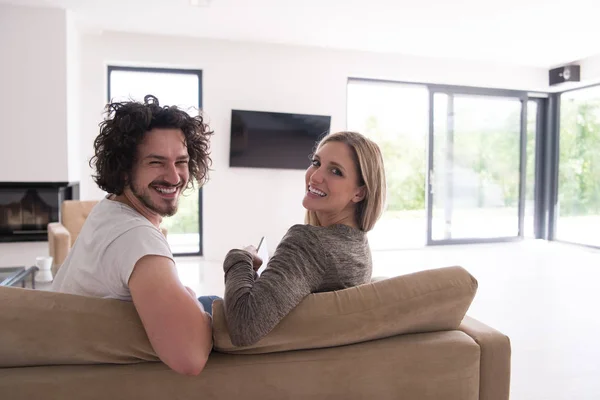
xmin=223 ymin=131 xmax=387 ymax=346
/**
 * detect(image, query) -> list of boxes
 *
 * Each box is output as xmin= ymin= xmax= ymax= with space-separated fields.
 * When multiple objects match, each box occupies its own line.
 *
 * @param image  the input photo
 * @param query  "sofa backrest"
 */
xmin=0 ymin=286 xmax=159 ymax=368
xmin=0 ymin=266 xmax=477 ymax=368
xmin=213 ymin=266 xmax=478 ymax=354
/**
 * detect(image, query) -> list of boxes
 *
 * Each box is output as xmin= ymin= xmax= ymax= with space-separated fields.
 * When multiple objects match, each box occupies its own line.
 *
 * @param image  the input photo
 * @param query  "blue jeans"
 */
xmin=198 ymin=295 xmax=221 ymax=316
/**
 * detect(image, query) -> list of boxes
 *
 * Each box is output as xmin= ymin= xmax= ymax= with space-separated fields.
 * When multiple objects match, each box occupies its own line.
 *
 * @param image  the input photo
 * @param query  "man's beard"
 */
xmin=130 ymin=179 xmax=182 ymax=217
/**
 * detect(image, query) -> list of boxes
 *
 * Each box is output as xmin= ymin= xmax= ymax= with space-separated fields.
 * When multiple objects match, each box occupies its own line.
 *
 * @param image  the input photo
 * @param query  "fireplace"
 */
xmin=0 ymin=182 xmax=79 ymax=242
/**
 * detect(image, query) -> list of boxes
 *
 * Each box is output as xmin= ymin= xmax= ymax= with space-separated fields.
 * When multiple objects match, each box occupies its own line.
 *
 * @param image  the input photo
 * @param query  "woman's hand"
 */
xmin=243 ymin=245 xmax=263 ymax=271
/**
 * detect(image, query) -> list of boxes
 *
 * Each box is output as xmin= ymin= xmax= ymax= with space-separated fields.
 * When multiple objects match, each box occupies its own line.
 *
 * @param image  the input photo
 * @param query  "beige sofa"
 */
xmin=0 ymin=266 xmax=510 ymax=400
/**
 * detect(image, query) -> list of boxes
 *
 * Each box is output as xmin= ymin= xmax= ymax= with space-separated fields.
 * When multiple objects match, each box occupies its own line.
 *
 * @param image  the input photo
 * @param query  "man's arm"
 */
xmin=129 ymin=255 xmax=212 ymax=376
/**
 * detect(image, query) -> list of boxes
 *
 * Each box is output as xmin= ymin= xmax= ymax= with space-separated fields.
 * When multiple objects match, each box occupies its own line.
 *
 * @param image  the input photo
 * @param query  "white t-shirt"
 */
xmin=51 ymin=196 xmax=174 ymax=301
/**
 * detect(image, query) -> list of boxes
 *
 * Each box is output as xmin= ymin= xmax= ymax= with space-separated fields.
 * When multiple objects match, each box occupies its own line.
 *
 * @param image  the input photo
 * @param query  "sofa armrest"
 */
xmin=47 ymin=222 xmax=71 ymax=276
xmin=459 ymin=316 xmax=511 ymax=400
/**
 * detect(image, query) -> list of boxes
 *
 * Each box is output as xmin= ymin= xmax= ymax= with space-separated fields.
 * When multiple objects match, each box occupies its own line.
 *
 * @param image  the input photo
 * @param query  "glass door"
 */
xmin=427 ymin=88 xmax=527 ymax=244
xmin=347 ymin=79 xmax=429 ymax=249
xmin=525 ymin=98 xmax=543 ymax=238
xmin=555 ymin=86 xmax=600 ymax=248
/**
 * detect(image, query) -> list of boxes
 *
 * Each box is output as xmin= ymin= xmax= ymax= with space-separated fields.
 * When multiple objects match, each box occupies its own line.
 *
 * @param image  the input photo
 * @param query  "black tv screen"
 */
xmin=229 ymin=109 xmax=331 ymax=170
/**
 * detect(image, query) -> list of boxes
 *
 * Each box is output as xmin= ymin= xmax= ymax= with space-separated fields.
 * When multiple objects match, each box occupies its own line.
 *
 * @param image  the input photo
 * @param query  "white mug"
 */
xmin=35 ymin=256 xmax=54 ymax=283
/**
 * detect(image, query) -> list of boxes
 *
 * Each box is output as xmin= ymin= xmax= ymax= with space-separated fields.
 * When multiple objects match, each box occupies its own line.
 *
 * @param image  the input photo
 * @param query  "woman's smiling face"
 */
xmin=302 ymin=141 xmax=365 ymax=227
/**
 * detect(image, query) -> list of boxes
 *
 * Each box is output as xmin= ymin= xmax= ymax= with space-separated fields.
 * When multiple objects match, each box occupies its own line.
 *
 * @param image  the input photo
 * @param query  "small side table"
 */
xmin=0 ymin=266 xmax=39 ymax=289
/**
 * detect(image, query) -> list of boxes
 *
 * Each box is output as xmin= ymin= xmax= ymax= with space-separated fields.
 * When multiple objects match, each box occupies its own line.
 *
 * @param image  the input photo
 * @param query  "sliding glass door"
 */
xmin=347 ymin=80 xmax=429 ymax=249
xmin=427 ymin=89 xmax=527 ymax=244
xmin=555 ymin=86 xmax=600 ymax=248
xmin=348 ymin=81 xmax=533 ymax=247
xmin=524 ymin=99 xmax=541 ymax=238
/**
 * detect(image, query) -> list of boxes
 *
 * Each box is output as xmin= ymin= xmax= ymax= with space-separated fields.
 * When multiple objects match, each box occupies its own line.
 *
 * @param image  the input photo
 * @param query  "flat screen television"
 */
xmin=229 ymin=109 xmax=331 ymax=170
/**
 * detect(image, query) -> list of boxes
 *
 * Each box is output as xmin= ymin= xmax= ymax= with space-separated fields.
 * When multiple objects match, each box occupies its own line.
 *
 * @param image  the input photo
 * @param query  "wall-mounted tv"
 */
xmin=229 ymin=109 xmax=331 ymax=170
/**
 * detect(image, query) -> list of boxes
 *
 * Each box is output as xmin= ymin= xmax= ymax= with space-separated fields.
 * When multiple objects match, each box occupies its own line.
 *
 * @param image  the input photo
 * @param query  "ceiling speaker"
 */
xmin=549 ymin=65 xmax=580 ymax=86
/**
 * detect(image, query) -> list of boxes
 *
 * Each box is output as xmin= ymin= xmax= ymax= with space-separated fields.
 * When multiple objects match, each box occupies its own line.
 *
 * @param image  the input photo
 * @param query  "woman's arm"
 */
xmin=223 ymin=226 xmax=326 ymax=346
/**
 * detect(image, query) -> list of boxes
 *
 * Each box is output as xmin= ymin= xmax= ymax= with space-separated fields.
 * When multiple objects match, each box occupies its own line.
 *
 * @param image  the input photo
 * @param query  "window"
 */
xmin=107 ymin=66 xmax=203 ymax=255
xmin=556 ymin=86 xmax=600 ymax=247
xmin=348 ymin=79 xmax=533 ymax=247
xmin=430 ymin=92 xmax=524 ymax=241
xmin=524 ymin=99 xmax=539 ymax=238
xmin=347 ymin=80 xmax=428 ymax=249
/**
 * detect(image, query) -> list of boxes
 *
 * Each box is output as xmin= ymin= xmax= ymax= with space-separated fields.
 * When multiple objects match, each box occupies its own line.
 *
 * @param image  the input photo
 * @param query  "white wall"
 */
xmin=579 ymin=53 xmax=600 ymax=85
xmin=0 ymin=4 xmax=69 ymax=182
xmin=78 ymin=31 xmax=547 ymax=261
xmin=0 ymin=5 xmax=84 ymax=267
xmin=66 ymin=11 xmax=82 ymax=183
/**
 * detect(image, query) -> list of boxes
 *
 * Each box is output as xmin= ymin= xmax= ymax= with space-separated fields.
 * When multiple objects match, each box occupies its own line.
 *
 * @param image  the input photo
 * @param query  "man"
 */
xmin=52 ymin=95 xmax=213 ymax=376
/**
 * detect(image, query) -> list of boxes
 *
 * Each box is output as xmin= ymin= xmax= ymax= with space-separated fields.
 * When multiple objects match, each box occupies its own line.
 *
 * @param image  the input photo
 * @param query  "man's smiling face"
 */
xmin=128 ymin=128 xmax=190 ymax=217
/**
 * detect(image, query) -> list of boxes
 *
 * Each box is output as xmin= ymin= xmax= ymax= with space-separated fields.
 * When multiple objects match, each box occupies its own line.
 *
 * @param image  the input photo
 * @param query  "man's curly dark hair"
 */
xmin=90 ymin=95 xmax=213 ymax=195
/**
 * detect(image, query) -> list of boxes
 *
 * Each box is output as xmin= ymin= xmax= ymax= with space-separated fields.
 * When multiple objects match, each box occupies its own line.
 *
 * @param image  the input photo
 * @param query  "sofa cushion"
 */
xmin=0 ymin=331 xmax=481 ymax=400
xmin=213 ymin=266 xmax=478 ymax=354
xmin=0 ymin=286 xmax=159 ymax=368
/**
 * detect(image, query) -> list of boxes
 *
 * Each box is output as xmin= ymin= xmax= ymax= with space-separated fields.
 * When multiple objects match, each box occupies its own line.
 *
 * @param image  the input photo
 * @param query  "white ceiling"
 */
xmin=4 ymin=0 xmax=600 ymax=68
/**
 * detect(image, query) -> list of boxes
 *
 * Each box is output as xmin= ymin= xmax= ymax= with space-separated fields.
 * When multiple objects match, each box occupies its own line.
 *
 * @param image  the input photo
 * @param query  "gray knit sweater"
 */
xmin=223 ymin=223 xmax=372 ymax=346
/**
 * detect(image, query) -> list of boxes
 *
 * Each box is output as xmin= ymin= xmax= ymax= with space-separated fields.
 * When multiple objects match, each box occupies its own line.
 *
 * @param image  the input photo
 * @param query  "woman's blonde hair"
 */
xmin=305 ymin=131 xmax=387 ymax=232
